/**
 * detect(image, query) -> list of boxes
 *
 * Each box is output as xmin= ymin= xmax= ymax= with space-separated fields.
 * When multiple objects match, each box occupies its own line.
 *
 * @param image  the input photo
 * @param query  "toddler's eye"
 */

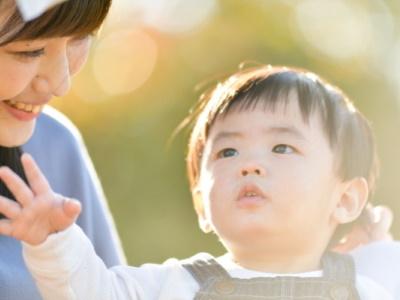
xmin=217 ymin=148 xmax=238 ymax=159
xmin=272 ymin=144 xmax=295 ymax=154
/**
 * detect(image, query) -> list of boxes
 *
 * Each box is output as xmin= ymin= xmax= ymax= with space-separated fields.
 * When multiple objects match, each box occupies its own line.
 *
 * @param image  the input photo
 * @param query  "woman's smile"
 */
xmin=1 ymin=100 xmax=44 ymax=121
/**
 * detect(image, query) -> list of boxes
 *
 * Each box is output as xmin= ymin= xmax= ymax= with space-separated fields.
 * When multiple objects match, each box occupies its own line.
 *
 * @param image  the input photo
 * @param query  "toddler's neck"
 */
xmin=229 ymin=249 xmax=324 ymax=274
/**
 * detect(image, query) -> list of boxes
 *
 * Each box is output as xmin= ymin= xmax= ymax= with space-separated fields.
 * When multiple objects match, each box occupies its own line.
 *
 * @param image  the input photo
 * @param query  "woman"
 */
xmin=0 ymin=0 xmax=124 ymax=299
xmin=1 ymin=1 xmax=398 ymax=298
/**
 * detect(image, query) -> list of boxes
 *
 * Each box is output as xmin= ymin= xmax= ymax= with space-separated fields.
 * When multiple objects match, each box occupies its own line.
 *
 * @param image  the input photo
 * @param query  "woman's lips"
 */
xmin=236 ymin=184 xmax=268 ymax=209
xmin=2 ymin=100 xmax=44 ymax=122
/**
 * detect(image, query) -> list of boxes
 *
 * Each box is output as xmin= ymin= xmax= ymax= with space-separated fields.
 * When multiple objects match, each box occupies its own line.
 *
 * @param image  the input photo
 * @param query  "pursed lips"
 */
xmin=236 ymin=183 xmax=268 ymax=208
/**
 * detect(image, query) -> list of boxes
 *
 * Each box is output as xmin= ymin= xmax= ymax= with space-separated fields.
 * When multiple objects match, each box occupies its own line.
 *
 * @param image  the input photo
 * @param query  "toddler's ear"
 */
xmin=192 ymin=188 xmax=212 ymax=233
xmin=333 ymin=177 xmax=369 ymax=224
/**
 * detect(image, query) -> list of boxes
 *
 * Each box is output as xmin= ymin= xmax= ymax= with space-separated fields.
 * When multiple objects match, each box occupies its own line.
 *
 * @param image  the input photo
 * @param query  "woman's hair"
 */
xmin=0 ymin=0 xmax=112 ymax=45
xmin=0 ymin=147 xmax=27 ymax=219
xmin=184 ymin=65 xmax=379 ymax=245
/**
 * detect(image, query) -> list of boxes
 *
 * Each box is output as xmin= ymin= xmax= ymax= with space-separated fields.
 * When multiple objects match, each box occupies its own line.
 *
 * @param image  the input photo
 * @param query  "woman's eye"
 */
xmin=272 ymin=144 xmax=295 ymax=154
xmin=13 ymin=48 xmax=45 ymax=58
xmin=217 ymin=148 xmax=238 ymax=159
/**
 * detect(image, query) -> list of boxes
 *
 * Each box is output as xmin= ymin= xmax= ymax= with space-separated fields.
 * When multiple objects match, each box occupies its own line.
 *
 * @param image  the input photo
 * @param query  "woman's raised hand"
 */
xmin=334 ymin=204 xmax=393 ymax=253
xmin=0 ymin=153 xmax=81 ymax=245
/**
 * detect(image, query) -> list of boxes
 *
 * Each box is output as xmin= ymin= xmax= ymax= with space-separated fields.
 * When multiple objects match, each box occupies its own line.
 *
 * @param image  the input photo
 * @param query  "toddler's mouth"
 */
xmin=4 ymin=100 xmax=43 ymax=114
xmin=238 ymin=184 xmax=266 ymax=199
xmin=237 ymin=184 xmax=268 ymax=209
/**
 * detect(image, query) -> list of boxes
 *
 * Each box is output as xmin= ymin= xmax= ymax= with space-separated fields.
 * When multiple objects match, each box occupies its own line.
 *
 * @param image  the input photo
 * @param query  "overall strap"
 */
xmin=321 ymin=252 xmax=361 ymax=300
xmin=182 ymin=253 xmax=361 ymax=300
xmin=322 ymin=252 xmax=356 ymax=283
xmin=182 ymin=256 xmax=231 ymax=286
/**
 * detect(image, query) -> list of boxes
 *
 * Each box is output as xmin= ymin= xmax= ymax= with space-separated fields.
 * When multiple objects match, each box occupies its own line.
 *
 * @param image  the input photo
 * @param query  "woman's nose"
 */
xmin=32 ymin=53 xmax=71 ymax=97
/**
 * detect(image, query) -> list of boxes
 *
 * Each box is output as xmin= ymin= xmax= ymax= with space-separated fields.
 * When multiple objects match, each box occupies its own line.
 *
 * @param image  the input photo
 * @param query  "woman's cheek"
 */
xmin=0 ymin=66 xmax=35 ymax=100
xmin=68 ymin=38 xmax=91 ymax=76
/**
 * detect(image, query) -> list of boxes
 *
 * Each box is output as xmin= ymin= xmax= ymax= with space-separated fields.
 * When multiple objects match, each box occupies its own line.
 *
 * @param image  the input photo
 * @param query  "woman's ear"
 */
xmin=333 ymin=177 xmax=369 ymax=224
xmin=192 ymin=188 xmax=212 ymax=233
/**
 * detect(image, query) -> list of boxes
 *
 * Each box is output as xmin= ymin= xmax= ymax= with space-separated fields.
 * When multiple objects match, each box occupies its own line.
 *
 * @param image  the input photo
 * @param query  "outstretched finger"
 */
xmin=0 ymin=167 xmax=34 ymax=207
xmin=0 ymin=195 xmax=21 ymax=220
xmin=20 ymin=153 xmax=51 ymax=196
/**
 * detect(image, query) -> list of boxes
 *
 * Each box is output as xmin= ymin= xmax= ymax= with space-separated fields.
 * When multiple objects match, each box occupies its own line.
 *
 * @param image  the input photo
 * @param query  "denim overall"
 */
xmin=182 ymin=252 xmax=360 ymax=300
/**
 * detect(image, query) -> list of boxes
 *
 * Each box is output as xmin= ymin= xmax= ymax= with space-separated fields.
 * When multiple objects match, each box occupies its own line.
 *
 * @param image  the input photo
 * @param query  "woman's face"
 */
xmin=0 ymin=33 xmax=91 ymax=146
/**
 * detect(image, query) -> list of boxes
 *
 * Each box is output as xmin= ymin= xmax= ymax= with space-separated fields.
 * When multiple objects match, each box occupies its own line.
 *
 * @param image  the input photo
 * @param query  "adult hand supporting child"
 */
xmin=0 ymin=154 xmax=80 ymax=245
xmin=334 ymin=204 xmax=393 ymax=253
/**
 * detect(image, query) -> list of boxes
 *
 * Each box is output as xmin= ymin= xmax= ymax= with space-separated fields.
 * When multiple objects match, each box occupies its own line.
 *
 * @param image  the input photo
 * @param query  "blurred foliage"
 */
xmin=51 ymin=0 xmax=400 ymax=264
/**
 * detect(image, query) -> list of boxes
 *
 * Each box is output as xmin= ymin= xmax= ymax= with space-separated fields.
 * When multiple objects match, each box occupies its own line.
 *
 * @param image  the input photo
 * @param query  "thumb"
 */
xmin=62 ymin=198 xmax=81 ymax=220
xmin=50 ymin=196 xmax=82 ymax=232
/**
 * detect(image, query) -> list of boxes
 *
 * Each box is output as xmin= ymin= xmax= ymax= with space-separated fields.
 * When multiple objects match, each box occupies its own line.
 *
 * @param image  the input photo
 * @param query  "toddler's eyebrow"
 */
xmin=212 ymin=126 xmax=308 ymax=144
xmin=212 ymin=131 xmax=243 ymax=144
xmin=264 ymin=126 xmax=308 ymax=141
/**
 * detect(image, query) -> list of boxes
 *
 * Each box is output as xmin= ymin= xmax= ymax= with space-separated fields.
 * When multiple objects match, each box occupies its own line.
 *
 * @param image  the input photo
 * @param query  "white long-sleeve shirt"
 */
xmin=23 ymin=224 xmax=393 ymax=300
xmin=352 ymin=240 xmax=400 ymax=299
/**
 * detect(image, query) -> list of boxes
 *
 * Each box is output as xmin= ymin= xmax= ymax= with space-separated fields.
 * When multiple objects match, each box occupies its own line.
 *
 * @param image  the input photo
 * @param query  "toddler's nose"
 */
xmin=241 ymin=167 xmax=264 ymax=177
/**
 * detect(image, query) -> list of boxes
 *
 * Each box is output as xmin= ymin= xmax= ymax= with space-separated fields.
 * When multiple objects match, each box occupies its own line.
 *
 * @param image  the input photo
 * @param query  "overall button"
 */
xmin=330 ymin=285 xmax=350 ymax=300
xmin=214 ymin=279 xmax=235 ymax=295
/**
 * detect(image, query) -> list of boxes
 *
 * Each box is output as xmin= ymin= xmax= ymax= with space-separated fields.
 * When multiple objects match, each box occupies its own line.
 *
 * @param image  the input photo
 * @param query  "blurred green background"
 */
xmin=51 ymin=0 xmax=400 ymax=264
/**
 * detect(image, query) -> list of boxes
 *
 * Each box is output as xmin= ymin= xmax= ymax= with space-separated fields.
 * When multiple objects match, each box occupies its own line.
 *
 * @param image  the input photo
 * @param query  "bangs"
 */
xmin=202 ymin=70 xmax=340 ymax=148
xmin=222 ymin=71 xmax=328 ymax=125
xmin=0 ymin=0 xmax=111 ymax=44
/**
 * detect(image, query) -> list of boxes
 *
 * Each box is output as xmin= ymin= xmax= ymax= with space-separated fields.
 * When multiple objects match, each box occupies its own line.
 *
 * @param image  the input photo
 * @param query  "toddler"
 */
xmin=0 ymin=66 xmax=392 ymax=299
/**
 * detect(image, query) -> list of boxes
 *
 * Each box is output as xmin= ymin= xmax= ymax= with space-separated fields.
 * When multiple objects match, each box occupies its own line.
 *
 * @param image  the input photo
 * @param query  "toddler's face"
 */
xmin=196 ymin=97 xmax=346 ymax=256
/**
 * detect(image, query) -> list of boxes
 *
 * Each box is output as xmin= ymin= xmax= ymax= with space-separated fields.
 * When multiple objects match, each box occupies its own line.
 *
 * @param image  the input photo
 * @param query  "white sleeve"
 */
xmin=356 ymin=275 xmax=393 ymax=300
xmin=351 ymin=241 xmax=400 ymax=299
xmin=22 ymin=225 xmax=168 ymax=300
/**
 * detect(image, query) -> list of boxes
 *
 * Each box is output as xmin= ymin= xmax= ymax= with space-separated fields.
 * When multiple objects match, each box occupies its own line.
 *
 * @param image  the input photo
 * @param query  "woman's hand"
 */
xmin=334 ymin=204 xmax=393 ymax=253
xmin=0 ymin=153 xmax=81 ymax=245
